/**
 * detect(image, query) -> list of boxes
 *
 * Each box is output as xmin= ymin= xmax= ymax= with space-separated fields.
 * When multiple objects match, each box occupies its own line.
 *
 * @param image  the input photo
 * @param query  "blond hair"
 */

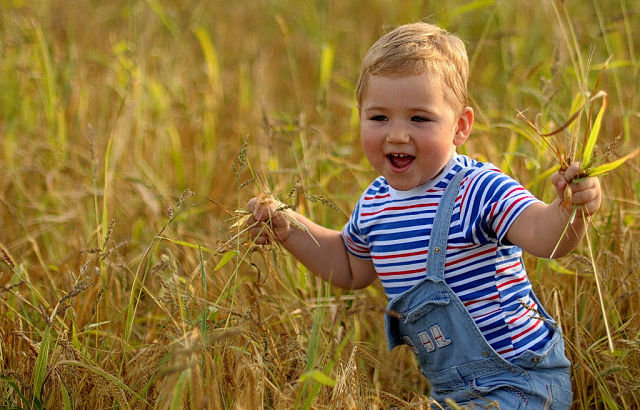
xmin=356 ymin=22 xmax=469 ymax=111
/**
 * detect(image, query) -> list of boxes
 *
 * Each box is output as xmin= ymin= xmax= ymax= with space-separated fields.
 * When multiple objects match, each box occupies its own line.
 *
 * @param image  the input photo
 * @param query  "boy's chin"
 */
xmin=387 ymin=179 xmax=421 ymax=191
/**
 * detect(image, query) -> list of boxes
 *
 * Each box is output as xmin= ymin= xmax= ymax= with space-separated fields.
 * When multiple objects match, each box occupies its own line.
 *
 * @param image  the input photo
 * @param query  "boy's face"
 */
xmin=359 ymin=73 xmax=473 ymax=191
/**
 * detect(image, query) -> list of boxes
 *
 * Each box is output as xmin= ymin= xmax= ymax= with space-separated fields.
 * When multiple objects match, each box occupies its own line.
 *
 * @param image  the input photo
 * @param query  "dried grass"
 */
xmin=1 ymin=0 xmax=639 ymax=409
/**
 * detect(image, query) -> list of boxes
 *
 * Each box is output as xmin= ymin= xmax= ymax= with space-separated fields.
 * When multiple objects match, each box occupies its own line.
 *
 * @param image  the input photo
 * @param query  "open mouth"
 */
xmin=387 ymin=153 xmax=415 ymax=170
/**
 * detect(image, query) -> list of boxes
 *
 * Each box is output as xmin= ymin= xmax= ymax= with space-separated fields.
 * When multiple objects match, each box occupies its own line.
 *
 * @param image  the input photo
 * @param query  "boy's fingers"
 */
xmin=563 ymin=162 xmax=583 ymax=183
xmin=570 ymin=177 xmax=596 ymax=193
xmin=245 ymin=197 xmax=291 ymax=244
xmin=247 ymin=198 xmax=272 ymax=220
xmin=252 ymin=203 xmax=271 ymax=222
xmin=554 ymin=177 xmax=566 ymax=193
xmin=246 ymin=215 xmax=257 ymax=227
xmin=573 ymin=184 xmax=601 ymax=208
xmin=252 ymin=232 xmax=271 ymax=245
xmin=570 ymin=185 xmax=596 ymax=202
xmin=246 ymin=217 xmax=272 ymax=244
xmin=551 ymin=172 xmax=567 ymax=197
xmin=247 ymin=198 xmax=264 ymax=220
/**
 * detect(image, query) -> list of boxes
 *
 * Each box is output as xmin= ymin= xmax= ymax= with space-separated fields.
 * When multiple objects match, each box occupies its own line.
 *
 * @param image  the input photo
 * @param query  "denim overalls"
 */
xmin=384 ymin=169 xmax=573 ymax=409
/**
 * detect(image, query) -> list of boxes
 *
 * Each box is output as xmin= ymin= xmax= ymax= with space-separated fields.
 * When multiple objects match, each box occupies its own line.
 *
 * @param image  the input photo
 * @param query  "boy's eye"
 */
xmin=369 ymin=115 xmax=387 ymax=121
xmin=411 ymin=116 xmax=430 ymax=122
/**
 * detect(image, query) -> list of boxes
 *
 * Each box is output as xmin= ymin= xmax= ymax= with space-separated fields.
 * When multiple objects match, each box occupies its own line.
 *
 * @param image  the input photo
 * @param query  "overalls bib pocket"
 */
xmin=385 ymin=288 xmax=451 ymax=351
xmin=388 ymin=285 xmax=477 ymax=376
xmin=404 ymin=292 xmax=450 ymax=324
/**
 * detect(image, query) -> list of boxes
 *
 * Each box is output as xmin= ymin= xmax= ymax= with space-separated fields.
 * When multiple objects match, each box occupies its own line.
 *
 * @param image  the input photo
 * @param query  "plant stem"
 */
xmin=583 ymin=212 xmax=614 ymax=352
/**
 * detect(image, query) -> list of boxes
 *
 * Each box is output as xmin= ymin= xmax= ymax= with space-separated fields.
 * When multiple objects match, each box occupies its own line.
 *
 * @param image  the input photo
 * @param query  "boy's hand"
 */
xmin=246 ymin=194 xmax=291 ymax=244
xmin=551 ymin=162 xmax=602 ymax=217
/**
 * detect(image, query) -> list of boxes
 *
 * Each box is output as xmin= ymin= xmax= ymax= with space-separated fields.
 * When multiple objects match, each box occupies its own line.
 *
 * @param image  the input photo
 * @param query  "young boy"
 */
xmin=248 ymin=22 xmax=601 ymax=408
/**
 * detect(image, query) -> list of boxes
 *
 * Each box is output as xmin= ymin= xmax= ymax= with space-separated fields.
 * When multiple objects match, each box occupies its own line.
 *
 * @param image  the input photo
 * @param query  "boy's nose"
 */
xmin=386 ymin=123 xmax=410 ymax=143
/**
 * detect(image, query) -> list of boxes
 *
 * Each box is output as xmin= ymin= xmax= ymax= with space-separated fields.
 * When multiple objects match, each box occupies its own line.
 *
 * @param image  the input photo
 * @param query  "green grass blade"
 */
xmin=298 ymin=283 xmax=332 ymax=410
xmin=214 ymin=250 xmax=238 ymax=271
xmin=549 ymin=208 xmax=576 ymax=260
xmin=583 ymin=212 xmax=615 ymax=352
xmin=299 ymin=369 xmax=336 ymax=387
xmin=194 ymin=27 xmax=221 ymax=101
xmin=60 ymin=382 xmax=72 ymax=410
xmin=158 ymin=236 xmax=215 ymax=254
xmin=167 ymin=126 xmax=186 ymax=187
xmin=125 ymin=235 xmax=163 ymax=343
xmin=544 ymin=259 xmax=580 ymax=275
xmin=100 ymin=136 xmax=113 ymax=281
xmin=199 ymin=243 xmax=207 ymax=334
xmin=581 ymin=92 xmax=607 ymax=168
xmin=194 ymin=25 xmax=222 ymax=154
xmin=170 ymin=369 xmax=191 ymax=410
xmin=146 ymin=0 xmax=179 ymax=37
xmin=568 ymin=92 xmax=586 ymax=158
xmin=33 ymin=21 xmax=58 ymax=152
xmin=55 ymin=360 xmax=150 ymax=406
xmin=525 ymin=164 xmax=560 ymax=191
xmin=587 ymin=148 xmax=640 ymax=177
xmin=32 ymin=326 xmax=53 ymax=403
xmin=319 ymin=43 xmax=334 ymax=93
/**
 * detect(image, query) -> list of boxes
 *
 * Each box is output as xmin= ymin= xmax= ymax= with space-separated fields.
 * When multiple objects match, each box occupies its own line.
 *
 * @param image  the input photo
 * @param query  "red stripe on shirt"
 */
xmin=496 ymin=261 xmax=521 ymax=274
xmin=497 ymin=346 xmax=515 ymax=355
xmin=378 ymin=267 xmax=426 ymax=277
xmin=372 ymin=249 xmax=429 ymax=260
xmin=489 ymin=201 xmax=500 ymax=219
xmin=344 ymin=235 xmax=368 ymax=253
xmin=364 ymin=193 xmax=391 ymax=200
xmin=473 ymin=308 xmax=501 ymax=320
xmin=447 ymin=243 xmax=477 ymax=250
xmin=463 ymin=293 xmax=500 ymax=307
xmin=512 ymin=319 xmax=542 ymax=340
xmin=497 ymin=274 xmax=527 ymax=289
xmin=494 ymin=194 xmax=528 ymax=233
xmin=460 ymin=174 xmax=478 ymax=211
xmin=361 ymin=202 xmax=438 ymax=217
xmin=508 ymin=303 xmax=537 ymax=324
xmin=446 ymin=247 xmax=496 ymax=267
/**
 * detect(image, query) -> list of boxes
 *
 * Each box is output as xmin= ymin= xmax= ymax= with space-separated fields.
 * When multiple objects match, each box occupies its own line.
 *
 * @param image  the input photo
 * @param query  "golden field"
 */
xmin=1 ymin=0 xmax=639 ymax=408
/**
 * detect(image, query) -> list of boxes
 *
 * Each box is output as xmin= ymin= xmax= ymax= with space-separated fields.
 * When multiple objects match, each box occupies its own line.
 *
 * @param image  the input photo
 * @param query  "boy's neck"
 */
xmin=387 ymin=153 xmax=459 ymax=197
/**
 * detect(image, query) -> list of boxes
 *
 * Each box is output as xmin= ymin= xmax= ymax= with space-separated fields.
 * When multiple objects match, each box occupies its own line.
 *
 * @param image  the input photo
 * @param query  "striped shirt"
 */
xmin=341 ymin=154 xmax=552 ymax=360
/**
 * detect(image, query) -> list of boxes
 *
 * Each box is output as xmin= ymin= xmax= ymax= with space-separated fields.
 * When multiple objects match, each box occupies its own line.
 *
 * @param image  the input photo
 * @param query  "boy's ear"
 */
xmin=453 ymin=106 xmax=474 ymax=146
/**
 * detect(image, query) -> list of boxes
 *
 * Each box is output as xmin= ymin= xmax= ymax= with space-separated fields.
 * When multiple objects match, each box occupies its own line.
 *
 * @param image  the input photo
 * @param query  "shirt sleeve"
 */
xmin=459 ymin=165 xmax=542 ymax=245
xmin=340 ymin=197 xmax=372 ymax=259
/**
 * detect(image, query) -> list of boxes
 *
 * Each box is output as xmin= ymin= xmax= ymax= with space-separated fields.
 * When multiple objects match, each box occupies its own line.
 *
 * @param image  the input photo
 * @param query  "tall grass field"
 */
xmin=1 ymin=0 xmax=639 ymax=408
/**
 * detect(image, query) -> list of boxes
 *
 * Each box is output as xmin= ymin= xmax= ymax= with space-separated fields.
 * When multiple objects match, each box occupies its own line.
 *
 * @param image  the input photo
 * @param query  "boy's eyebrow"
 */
xmin=362 ymin=104 xmax=438 ymax=114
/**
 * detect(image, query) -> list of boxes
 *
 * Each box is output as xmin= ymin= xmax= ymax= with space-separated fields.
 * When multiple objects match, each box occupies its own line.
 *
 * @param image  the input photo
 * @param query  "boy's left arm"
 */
xmin=506 ymin=162 xmax=602 ymax=258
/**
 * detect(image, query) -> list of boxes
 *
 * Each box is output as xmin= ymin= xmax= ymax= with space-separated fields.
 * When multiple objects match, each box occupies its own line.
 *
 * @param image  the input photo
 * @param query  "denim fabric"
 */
xmin=384 ymin=169 xmax=573 ymax=409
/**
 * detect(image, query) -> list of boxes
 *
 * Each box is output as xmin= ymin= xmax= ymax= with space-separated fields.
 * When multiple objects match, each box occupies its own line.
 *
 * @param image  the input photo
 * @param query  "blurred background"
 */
xmin=1 ymin=0 xmax=638 ymax=408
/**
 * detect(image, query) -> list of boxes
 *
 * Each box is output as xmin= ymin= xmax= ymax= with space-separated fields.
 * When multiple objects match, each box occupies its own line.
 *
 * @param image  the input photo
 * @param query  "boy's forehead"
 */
xmin=369 ymin=69 xmax=442 ymax=82
xmin=361 ymin=72 xmax=460 ymax=109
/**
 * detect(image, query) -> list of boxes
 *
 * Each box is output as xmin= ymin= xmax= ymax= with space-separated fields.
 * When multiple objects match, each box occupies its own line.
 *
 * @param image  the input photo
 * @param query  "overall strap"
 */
xmin=425 ymin=168 xmax=467 ymax=281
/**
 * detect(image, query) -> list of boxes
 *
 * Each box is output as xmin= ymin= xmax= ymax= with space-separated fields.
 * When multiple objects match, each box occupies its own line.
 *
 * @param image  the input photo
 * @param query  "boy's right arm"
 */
xmin=247 ymin=197 xmax=378 ymax=290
